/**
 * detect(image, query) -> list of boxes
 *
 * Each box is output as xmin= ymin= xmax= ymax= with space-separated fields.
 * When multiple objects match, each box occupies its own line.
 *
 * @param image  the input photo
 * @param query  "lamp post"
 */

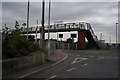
xmin=109 ymin=36 xmax=111 ymax=45
xmin=35 ymin=20 xmax=38 ymax=43
xmin=100 ymin=33 xmax=102 ymax=41
xmin=47 ymin=0 xmax=51 ymax=59
xmin=116 ymin=23 xmax=118 ymax=47
xmin=27 ymin=0 xmax=30 ymax=40
xmin=48 ymin=0 xmax=51 ymax=41
xmin=41 ymin=0 xmax=45 ymax=49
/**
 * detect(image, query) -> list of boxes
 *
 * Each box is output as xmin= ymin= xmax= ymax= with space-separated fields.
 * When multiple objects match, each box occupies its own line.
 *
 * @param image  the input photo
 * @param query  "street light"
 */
xmin=109 ymin=36 xmax=111 ymax=45
xmin=116 ymin=23 xmax=118 ymax=47
xmin=48 ymin=0 xmax=51 ymax=41
xmin=41 ymin=0 xmax=45 ymax=49
xmin=35 ymin=20 xmax=38 ymax=43
xmin=27 ymin=0 xmax=30 ymax=40
xmin=100 ymin=33 xmax=102 ymax=41
xmin=47 ymin=0 xmax=51 ymax=59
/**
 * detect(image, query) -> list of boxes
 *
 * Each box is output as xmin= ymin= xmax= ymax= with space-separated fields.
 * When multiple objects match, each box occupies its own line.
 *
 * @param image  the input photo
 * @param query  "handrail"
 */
xmin=86 ymin=23 xmax=101 ymax=47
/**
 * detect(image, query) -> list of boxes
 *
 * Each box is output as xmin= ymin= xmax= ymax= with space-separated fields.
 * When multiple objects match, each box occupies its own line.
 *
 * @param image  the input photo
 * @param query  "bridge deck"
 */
xmin=20 ymin=22 xmax=101 ymax=48
xmin=22 ymin=28 xmax=86 ymax=34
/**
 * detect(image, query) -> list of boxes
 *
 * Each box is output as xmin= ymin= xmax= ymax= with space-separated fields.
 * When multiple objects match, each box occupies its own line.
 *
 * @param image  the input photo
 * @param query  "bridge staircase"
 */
xmin=84 ymin=23 xmax=101 ymax=49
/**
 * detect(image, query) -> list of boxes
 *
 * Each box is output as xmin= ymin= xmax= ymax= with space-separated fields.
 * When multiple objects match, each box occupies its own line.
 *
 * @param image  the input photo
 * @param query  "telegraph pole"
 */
xmin=47 ymin=0 xmax=51 ymax=57
xmin=116 ymin=23 xmax=118 ymax=47
xmin=27 ymin=0 xmax=30 ymax=41
xmin=35 ymin=20 xmax=38 ymax=42
xmin=48 ymin=0 xmax=51 ymax=41
xmin=41 ymin=0 xmax=45 ymax=49
xmin=109 ymin=36 xmax=111 ymax=44
xmin=100 ymin=33 xmax=102 ymax=41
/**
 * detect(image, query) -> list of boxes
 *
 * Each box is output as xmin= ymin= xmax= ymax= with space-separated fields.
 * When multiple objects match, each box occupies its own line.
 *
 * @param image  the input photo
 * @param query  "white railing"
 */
xmin=21 ymin=22 xmax=92 ymax=32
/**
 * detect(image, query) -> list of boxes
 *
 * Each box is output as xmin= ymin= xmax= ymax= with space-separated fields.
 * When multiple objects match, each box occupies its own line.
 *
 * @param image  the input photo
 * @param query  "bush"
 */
xmin=70 ymin=43 xmax=77 ymax=50
xmin=85 ymin=42 xmax=97 ymax=49
xmin=2 ymin=28 xmax=40 ymax=59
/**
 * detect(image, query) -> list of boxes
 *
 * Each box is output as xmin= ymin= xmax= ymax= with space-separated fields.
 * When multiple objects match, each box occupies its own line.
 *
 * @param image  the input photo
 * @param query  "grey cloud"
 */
xmin=2 ymin=2 xmax=118 ymax=43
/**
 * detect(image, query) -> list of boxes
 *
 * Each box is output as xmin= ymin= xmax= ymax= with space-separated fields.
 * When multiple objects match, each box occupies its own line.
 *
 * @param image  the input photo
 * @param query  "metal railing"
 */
xmin=86 ymin=23 xmax=101 ymax=47
xmin=21 ymin=22 xmax=90 ymax=32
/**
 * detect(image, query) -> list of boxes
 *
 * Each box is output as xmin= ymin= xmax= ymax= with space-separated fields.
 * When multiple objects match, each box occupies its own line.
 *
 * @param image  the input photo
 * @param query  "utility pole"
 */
xmin=35 ymin=20 xmax=38 ymax=42
xmin=116 ymin=23 xmax=118 ymax=47
xmin=48 ymin=0 xmax=51 ymax=41
xmin=100 ymin=33 xmax=102 ymax=41
xmin=47 ymin=0 xmax=51 ymax=57
xmin=40 ymin=0 xmax=45 ymax=49
xmin=27 ymin=0 xmax=30 ymax=41
xmin=5 ymin=24 xmax=6 ymax=28
xmin=109 ymin=36 xmax=111 ymax=44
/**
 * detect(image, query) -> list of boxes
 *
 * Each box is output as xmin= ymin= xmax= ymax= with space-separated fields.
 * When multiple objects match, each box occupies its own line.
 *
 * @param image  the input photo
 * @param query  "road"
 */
xmin=23 ymin=50 xmax=118 ymax=80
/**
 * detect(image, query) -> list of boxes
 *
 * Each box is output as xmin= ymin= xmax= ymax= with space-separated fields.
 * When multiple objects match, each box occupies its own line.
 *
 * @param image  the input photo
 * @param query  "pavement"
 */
xmin=3 ymin=50 xmax=68 ymax=79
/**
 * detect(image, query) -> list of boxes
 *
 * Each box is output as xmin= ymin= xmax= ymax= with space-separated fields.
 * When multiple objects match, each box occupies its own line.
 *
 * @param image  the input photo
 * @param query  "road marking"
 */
xmin=71 ymin=58 xmax=78 ymax=64
xmin=49 ymin=75 xmax=57 ymax=79
xmin=71 ymin=57 xmax=87 ymax=64
xmin=67 ymin=68 xmax=76 ymax=72
xmin=81 ymin=63 xmax=88 ymax=67
xmin=46 ymin=75 xmax=57 ymax=80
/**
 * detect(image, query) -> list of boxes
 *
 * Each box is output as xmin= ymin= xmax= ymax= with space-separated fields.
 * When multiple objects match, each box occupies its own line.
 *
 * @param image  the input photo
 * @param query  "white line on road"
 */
xmin=71 ymin=57 xmax=88 ymax=64
xmin=81 ymin=63 xmax=88 ymax=67
xmin=49 ymin=75 xmax=57 ymax=79
xmin=67 ymin=68 xmax=76 ymax=72
xmin=46 ymin=75 xmax=57 ymax=80
xmin=71 ymin=58 xmax=79 ymax=64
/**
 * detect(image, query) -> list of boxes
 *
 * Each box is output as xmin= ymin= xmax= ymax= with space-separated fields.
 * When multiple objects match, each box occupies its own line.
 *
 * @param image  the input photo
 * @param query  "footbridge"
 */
xmin=21 ymin=22 xmax=101 ymax=49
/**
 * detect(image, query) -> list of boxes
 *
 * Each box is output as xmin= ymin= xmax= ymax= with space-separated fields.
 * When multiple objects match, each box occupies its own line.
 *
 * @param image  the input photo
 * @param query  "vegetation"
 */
xmin=66 ymin=38 xmax=77 ymax=50
xmin=85 ymin=42 xmax=95 ymax=49
xmin=2 ymin=21 xmax=40 ymax=59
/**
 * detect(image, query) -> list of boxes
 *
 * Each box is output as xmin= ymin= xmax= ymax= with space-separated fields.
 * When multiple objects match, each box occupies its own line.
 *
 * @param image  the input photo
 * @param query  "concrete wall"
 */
xmin=2 ymin=51 xmax=45 ymax=76
xmin=44 ymin=40 xmax=56 ymax=55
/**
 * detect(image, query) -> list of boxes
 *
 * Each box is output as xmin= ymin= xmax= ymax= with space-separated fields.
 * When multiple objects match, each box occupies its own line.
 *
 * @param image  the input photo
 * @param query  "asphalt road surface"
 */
xmin=23 ymin=50 xmax=118 ymax=80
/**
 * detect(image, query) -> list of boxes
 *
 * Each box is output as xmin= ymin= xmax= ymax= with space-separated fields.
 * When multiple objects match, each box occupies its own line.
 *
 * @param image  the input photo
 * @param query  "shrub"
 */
xmin=2 ymin=27 xmax=40 ymax=59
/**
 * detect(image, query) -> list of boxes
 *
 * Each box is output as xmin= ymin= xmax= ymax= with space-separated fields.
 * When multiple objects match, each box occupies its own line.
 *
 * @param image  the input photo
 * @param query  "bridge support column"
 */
xmin=77 ymin=31 xmax=85 ymax=49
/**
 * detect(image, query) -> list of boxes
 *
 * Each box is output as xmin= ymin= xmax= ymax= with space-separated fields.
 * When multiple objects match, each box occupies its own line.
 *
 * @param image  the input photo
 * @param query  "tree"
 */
xmin=28 ymin=35 xmax=35 ymax=42
xmin=22 ymin=23 xmax=26 ymax=27
xmin=66 ymin=38 xmax=74 ymax=43
xmin=2 ymin=22 xmax=40 ymax=59
xmin=14 ymin=21 xmax=19 ymax=30
xmin=66 ymin=38 xmax=76 ymax=49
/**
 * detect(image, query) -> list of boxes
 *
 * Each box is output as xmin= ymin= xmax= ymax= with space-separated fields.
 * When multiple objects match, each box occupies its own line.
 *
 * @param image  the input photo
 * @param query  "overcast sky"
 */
xmin=1 ymin=1 xmax=119 ymax=43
